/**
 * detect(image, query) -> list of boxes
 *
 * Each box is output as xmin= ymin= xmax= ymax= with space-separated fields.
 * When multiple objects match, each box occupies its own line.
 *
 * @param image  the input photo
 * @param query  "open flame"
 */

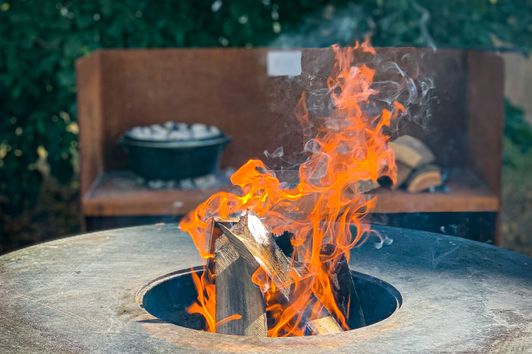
xmin=179 ymin=40 xmax=405 ymax=337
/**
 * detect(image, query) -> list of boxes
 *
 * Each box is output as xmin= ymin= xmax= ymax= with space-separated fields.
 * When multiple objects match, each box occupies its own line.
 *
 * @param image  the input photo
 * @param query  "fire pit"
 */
xmin=140 ymin=267 xmax=402 ymax=332
xmin=3 ymin=41 xmax=528 ymax=352
xmin=0 ymin=224 xmax=530 ymax=352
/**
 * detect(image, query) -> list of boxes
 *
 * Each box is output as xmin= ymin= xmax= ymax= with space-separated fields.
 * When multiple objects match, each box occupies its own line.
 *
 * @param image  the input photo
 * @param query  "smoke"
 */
xmin=370 ymin=52 xmax=436 ymax=130
xmin=370 ymin=229 xmax=394 ymax=250
xmin=263 ymin=48 xmax=436 ymax=174
xmin=411 ymin=1 xmax=437 ymax=51
xmin=268 ymin=3 xmax=437 ymax=132
xmin=269 ymin=2 xmax=437 ymax=51
xmin=270 ymin=4 xmax=368 ymax=48
xmin=298 ymin=50 xmax=435 ymax=139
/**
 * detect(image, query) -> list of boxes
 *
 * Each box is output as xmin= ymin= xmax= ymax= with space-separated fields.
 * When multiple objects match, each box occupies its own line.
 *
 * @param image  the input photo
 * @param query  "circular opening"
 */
xmin=140 ymin=267 xmax=402 ymax=335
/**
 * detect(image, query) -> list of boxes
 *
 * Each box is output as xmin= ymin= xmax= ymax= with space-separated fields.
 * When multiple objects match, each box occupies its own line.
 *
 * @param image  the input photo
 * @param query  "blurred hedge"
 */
xmin=1 ymin=0 xmax=532 ymax=215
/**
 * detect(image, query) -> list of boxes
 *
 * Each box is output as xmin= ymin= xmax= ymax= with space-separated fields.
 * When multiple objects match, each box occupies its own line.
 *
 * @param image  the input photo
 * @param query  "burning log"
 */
xmin=215 ymin=213 xmax=344 ymax=335
xmin=305 ymin=316 xmax=345 ymax=335
xmin=215 ymin=215 xmax=292 ymax=296
xmin=214 ymin=233 xmax=268 ymax=336
xmin=320 ymin=244 xmax=366 ymax=329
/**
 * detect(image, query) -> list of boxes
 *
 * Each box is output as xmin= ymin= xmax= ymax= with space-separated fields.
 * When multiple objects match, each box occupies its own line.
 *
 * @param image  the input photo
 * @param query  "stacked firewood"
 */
xmin=387 ymin=135 xmax=445 ymax=193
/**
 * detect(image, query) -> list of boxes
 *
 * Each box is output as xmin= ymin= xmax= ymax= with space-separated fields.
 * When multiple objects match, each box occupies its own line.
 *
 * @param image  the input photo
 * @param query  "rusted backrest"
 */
xmin=76 ymin=48 xmax=502 ymax=197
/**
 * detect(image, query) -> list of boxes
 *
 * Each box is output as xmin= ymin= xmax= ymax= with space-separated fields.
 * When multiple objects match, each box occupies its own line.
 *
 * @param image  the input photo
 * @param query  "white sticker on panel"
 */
xmin=267 ymin=51 xmax=302 ymax=77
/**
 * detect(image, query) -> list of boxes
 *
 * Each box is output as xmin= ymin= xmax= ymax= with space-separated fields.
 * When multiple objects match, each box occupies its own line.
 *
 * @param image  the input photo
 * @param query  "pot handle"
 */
xmin=222 ymin=135 xmax=232 ymax=146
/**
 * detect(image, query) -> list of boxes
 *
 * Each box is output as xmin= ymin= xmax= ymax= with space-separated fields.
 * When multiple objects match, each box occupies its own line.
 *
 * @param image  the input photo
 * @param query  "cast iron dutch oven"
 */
xmin=119 ymin=127 xmax=231 ymax=181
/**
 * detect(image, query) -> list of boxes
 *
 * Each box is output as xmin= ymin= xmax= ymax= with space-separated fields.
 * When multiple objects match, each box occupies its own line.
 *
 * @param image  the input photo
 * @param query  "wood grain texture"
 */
xmin=390 ymin=135 xmax=435 ymax=168
xmin=320 ymin=244 xmax=366 ymax=329
xmin=214 ymin=234 xmax=267 ymax=336
xmin=306 ymin=317 xmax=346 ymax=335
xmin=216 ymin=215 xmax=343 ymax=335
xmin=406 ymin=165 xmax=442 ymax=193
xmin=216 ymin=218 xmax=293 ymax=296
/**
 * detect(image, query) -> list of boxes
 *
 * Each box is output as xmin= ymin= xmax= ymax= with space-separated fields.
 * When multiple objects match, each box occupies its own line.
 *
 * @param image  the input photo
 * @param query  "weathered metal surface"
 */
xmin=0 ymin=224 xmax=530 ymax=353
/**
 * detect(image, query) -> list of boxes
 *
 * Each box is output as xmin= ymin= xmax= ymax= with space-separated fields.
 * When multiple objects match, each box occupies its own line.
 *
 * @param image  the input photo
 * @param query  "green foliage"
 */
xmin=1 ymin=0 xmax=532 ymax=215
xmin=503 ymin=99 xmax=532 ymax=167
xmin=0 ymin=0 xmax=284 ymax=214
xmin=363 ymin=0 xmax=532 ymax=50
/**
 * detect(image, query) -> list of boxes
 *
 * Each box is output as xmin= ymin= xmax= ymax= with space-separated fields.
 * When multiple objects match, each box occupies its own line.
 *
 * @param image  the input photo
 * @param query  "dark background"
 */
xmin=1 ymin=0 xmax=531 ymax=254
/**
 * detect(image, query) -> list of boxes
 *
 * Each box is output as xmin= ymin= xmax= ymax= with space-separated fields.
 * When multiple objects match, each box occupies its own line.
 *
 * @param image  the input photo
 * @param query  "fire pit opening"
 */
xmin=140 ymin=267 xmax=402 ymax=335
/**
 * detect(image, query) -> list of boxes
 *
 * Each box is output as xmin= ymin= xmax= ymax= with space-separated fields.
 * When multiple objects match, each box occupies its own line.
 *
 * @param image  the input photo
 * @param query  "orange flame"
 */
xmin=180 ymin=39 xmax=403 ymax=336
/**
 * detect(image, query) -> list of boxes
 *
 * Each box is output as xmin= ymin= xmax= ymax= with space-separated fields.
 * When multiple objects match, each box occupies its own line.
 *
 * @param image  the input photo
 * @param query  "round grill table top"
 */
xmin=0 ymin=224 xmax=531 ymax=353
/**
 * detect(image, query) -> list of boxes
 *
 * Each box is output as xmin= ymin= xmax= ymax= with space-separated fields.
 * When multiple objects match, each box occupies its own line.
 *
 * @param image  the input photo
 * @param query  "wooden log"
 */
xmin=390 ymin=135 xmax=435 ymax=168
xmin=377 ymin=161 xmax=413 ymax=190
xmin=216 ymin=213 xmax=343 ymax=335
xmin=214 ymin=233 xmax=268 ymax=336
xmin=393 ymin=162 xmax=413 ymax=190
xmin=216 ymin=214 xmax=293 ymax=298
xmin=306 ymin=316 xmax=346 ymax=334
xmin=406 ymin=164 xmax=442 ymax=193
xmin=320 ymin=244 xmax=366 ymax=329
xmin=301 ymin=294 xmax=349 ymax=335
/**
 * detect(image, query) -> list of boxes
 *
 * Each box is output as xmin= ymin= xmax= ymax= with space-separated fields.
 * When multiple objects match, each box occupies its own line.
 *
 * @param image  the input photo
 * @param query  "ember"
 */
xmin=179 ymin=40 xmax=406 ymax=337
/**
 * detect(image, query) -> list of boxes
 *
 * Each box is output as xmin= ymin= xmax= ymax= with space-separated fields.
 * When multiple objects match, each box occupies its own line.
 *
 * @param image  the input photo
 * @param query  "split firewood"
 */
xmin=377 ymin=161 xmax=413 ymax=190
xmin=207 ymin=217 xmax=267 ymax=336
xmin=214 ymin=233 xmax=268 ymax=336
xmin=390 ymin=135 xmax=435 ymax=168
xmin=215 ymin=215 xmax=292 ymax=298
xmin=320 ymin=244 xmax=366 ymax=329
xmin=406 ymin=164 xmax=442 ymax=193
xmin=393 ymin=162 xmax=413 ymax=190
xmin=216 ymin=213 xmax=343 ymax=335
xmin=305 ymin=309 xmax=346 ymax=335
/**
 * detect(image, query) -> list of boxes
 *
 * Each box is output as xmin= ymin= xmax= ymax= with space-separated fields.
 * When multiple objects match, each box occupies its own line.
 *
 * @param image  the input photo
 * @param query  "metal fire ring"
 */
xmin=0 ymin=224 xmax=530 ymax=353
